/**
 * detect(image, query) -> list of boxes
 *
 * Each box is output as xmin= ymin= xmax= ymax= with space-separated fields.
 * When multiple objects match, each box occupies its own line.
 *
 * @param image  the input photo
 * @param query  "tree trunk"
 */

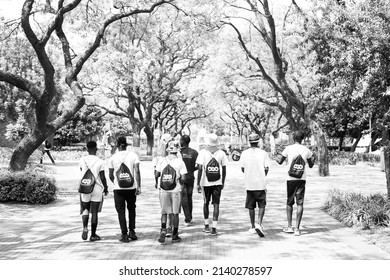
xmin=384 ymin=146 xmax=390 ymax=199
xmin=9 ymin=130 xmax=47 ymax=171
xmin=309 ymin=119 xmax=329 ymax=176
xmin=351 ymin=134 xmax=361 ymax=152
xmin=338 ymin=135 xmax=344 ymax=151
xmin=143 ymin=124 xmax=154 ymax=156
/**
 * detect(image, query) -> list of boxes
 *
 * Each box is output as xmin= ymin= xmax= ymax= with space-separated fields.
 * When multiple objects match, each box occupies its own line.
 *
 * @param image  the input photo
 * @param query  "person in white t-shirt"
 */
xmin=155 ymin=140 xmax=188 ymax=244
xmin=277 ymin=131 xmax=314 ymax=236
xmin=109 ymin=136 xmax=141 ymax=243
xmin=196 ymin=133 xmax=228 ymax=236
xmin=239 ymin=133 xmax=270 ymax=238
xmin=79 ymin=141 xmax=108 ymax=242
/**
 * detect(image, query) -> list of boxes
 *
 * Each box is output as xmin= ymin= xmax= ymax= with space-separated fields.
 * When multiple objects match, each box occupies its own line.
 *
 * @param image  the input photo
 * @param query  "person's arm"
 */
xmin=196 ymin=164 xmax=203 ymax=193
xmin=109 ymin=168 xmax=114 ymax=183
xmin=99 ymin=171 xmax=108 ymax=196
xmin=134 ymin=163 xmax=141 ymax=195
xmin=264 ymin=167 xmax=269 ymax=176
xmin=308 ymin=156 xmax=315 ymax=168
xmin=154 ymin=170 xmax=161 ymax=189
xmin=221 ymin=165 xmax=226 ymax=189
xmin=241 ymin=167 xmax=245 ymax=173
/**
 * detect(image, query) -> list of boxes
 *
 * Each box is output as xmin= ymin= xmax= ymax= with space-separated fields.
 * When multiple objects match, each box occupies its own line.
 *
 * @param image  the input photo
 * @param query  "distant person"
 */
xmin=276 ymin=130 xmax=314 ymax=236
xmin=40 ymin=139 xmax=55 ymax=165
xmin=196 ymin=133 xmax=228 ymax=236
xmin=109 ymin=136 xmax=141 ymax=243
xmin=79 ymin=141 xmax=108 ymax=241
xmin=155 ymin=140 xmax=188 ymax=244
xmin=239 ymin=133 xmax=270 ymax=237
xmin=180 ymin=135 xmax=198 ymax=226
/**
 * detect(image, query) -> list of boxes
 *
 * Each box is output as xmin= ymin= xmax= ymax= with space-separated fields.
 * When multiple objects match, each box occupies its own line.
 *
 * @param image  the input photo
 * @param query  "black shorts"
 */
xmin=245 ymin=190 xmax=266 ymax=209
xmin=203 ymin=185 xmax=222 ymax=205
xmin=287 ymin=180 xmax=306 ymax=206
xmin=81 ymin=201 xmax=101 ymax=214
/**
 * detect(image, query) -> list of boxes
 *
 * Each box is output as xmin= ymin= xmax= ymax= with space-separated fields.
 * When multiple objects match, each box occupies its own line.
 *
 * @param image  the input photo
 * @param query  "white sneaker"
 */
xmin=255 ymin=225 xmax=265 ymax=237
xmin=248 ymin=228 xmax=257 ymax=234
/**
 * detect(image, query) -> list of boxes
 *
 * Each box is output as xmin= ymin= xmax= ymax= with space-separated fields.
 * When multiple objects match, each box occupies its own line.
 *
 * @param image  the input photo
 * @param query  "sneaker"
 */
xmin=129 ymin=230 xmax=138 ymax=241
xmin=255 ymin=226 xmax=265 ymax=238
xmin=89 ymin=234 xmax=101 ymax=242
xmin=203 ymin=225 xmax=210 ymax=233
xmin=166 ymin=227 xmax=172 ymax=238
xmin=82 ymin=228 xmax=88 ymax=241
xmin=184 ymin=221 xmax=193 ymax=227
xmin=210 ymin=228 xmax=218 ymax=236
xmin=172 ymin=234 xmax=182 ymax=243
xmin=294 ymin=229 xmax=301 ymax=236
xmin=283 ymin=226 xmax=294 ymax=233
xmin=119 ymin=234 xmax=130 ymax=243
xmin=248 ymin=228 xmax=257 ymax=234
xmin=158 ymin=230 xmax=167 ymax=244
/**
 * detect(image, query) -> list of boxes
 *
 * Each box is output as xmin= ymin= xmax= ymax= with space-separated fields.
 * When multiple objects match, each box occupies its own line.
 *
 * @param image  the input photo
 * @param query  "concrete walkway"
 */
xmin=0 ymin=160 xmax=389 ymax=260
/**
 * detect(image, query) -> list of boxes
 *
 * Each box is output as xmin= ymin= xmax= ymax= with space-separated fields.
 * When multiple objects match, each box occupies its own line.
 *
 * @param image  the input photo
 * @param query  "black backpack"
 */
xmin=205 ymin=151 xmax=221 ymax=182
xmin=116 ymin=153 xmax=134 ymax=188
xmin=160 ymin=158 xmax=177 ymax=190
xmin=79 ymin=159 xmax=99 ymax=194
xmin=288 ymin=154 xmax=305 ymax=178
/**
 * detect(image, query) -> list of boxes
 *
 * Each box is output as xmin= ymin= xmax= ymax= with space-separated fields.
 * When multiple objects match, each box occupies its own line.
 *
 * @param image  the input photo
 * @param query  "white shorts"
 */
xmin=80 ymin=186 xmax=103 ymax=202
xmin=159 ymin=190 xmax=181 ymax=214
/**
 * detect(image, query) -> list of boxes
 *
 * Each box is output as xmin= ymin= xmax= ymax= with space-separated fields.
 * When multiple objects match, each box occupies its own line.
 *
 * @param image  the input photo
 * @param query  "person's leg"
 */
xmin=46 ymin=150 xmax=55 ymax=164
xmin=187 ymin=181 xmax=194 ymax=223
xmin=181 ymin=183 xmax=190 ymax=223
xmin=258 ymin=207 xmax=265 ymax=226
xmin=203 ymin=186 xmax=212 ymax=232
xmin=249 ymin=209 xmax=255 ymax=228
xmin=285 ymin=181 xmax=295 ymax=232
xmin=286 ymin=204 xmax=293 ymax=227
xmin=126 ymin=190 xmax=137 ymax=240
xmin=40 ymin=151 xmax=45 ymax=164
xmin=295 ymin=182 xmax=306 ymax=235
xmin=158 ymin=213 xmax=168 ymax=244
xmin=114 ymin=191 xmax=129 ymax=242
xmin=81 ymin=201 xmax=90 ymax=241
xmin=211 ymin=186 xmax=222 ymax=235
xmin=90 ymin=201 xmax=101 ymax=241
xmin=172 ymin=192 xmax=182 ymax=242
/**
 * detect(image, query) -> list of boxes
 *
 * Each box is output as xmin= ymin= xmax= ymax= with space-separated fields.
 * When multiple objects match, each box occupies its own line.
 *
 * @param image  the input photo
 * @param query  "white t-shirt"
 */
xmin=155 ymin=155 xmax=188 ymax=193
xmin=79 ymin=155 xmax=105 ymax=190
xmin=196 ymin=148 xmax=228 ymax=187
xmin=239 ymin=148 xmax=270 ymax=191
xmin=282 ymin=143 xmax=313 ymax=181
xmin=108 ymin=150 xmax=140 ymax=190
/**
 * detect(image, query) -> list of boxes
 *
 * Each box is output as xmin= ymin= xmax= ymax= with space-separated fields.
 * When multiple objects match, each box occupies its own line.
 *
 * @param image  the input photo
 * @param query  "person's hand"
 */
xmin=197 ymin=185 xmax=202 ymax=194
xmin=136 ymin=187 xmax=141 ymax=195
xmin=104 ymin=189 xmax=108 ymax=196
xmin=155 ymin=183 xmax=158 ymax=189
xmin=221 ymin=183 xmax=224 ymax=190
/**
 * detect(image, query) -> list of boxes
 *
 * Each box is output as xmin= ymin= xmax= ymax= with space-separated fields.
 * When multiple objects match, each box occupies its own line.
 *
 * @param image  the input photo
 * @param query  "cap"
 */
xmin=207 ymin=133 xmax=219 ymax=146
xmin=249 ymin=133 xmax=260 ymax=143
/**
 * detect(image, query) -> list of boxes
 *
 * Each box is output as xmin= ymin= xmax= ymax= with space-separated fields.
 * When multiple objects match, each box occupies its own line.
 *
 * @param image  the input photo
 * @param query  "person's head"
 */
xmin=86 ymin=141 xmax=97 ymax=155
xmin=116 ymin=136 xmax=128 ymax=151
xmin=248 ymin=133 xmax=260 ymax=147
xmin=166 ymin=140 xmax=180 ymax=154
xmin=180 ymin=135 xmax=191 ymax=147
xmin=207 ymin=133 xmax=219 ymax=147
xmin=293 ymin=131 xmax=305 ymax=143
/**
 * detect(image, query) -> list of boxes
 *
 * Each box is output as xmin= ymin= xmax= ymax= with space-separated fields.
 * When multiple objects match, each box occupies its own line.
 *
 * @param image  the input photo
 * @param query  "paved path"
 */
xmin=0 ymin=160 xmax=389 ymax=260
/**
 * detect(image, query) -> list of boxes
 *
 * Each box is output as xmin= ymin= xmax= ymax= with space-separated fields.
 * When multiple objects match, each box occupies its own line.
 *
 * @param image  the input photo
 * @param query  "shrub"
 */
xmin=323 ymin=150 xmax=380 ymax=166
xmin=323 ymin=189 xmax=390 ymax=229
xmin=0 ymin=170 xmax=57 ymax=204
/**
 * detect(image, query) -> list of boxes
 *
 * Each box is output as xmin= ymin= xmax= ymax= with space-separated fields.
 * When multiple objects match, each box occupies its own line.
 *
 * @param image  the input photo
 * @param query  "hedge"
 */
xmin=0 ymin=170 xmax=57 ymax=204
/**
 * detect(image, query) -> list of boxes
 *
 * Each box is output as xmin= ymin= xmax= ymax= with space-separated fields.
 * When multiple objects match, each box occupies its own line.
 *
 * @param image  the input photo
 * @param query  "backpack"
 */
xmin=160 ymin=158 xmax=177 ymax=191
xmin=205 ymin=151 xmax=221 ymax=182
xmin=116 ymin=153 xmax=134 ymax=188
xmin=288 ymin=154 xmax=306 ymax=179
xmin=78 ymin=159 xmax=99 ymax=194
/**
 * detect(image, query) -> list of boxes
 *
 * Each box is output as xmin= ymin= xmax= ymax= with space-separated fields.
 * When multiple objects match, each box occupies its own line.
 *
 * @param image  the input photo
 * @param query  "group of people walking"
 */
xmin=77 ymin=130 xmax=314 ymax=244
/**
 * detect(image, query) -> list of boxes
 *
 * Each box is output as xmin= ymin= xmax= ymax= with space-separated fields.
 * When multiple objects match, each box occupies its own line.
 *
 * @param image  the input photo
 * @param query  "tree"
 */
xmin=0 ymin=0 xmax=173 ymax=170
xmin=89 ymin=2 xmax=208 ymax=155
xmin=220 ymin=0 xmax=330 ymax=175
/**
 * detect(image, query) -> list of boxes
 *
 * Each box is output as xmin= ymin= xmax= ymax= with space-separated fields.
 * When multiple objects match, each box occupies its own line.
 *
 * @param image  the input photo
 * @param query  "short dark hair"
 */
xmin=181 ymin=135 xmax=191 ymax=145
xmin=116 ymin=136 xmax=127 ymax=148
xmin=86 ymin=141 xmax=97 ymax=149
xmin=293 ymin=131 xmax=305 ymax=143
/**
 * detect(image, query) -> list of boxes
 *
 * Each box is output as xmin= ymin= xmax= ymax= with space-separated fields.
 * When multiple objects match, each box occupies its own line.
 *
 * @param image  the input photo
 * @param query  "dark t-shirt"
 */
xmin=180 ymin=147 xmax=198 ymax=180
